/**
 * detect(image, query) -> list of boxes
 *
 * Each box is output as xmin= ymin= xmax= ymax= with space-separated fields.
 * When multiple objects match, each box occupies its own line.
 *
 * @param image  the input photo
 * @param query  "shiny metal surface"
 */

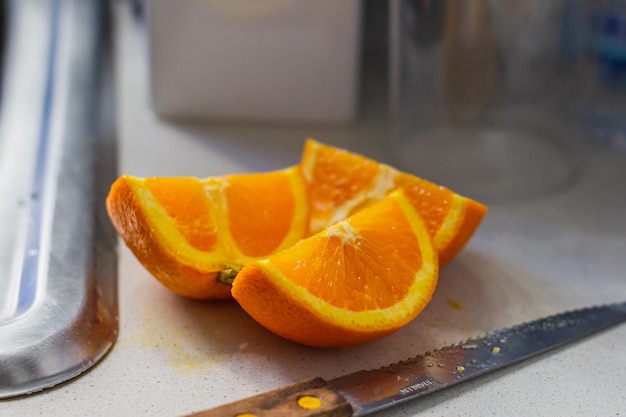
xmin=329 ymin=302 xmax=626 ymax=416
xmin=0 ymin=0 xmax=118 ymax=398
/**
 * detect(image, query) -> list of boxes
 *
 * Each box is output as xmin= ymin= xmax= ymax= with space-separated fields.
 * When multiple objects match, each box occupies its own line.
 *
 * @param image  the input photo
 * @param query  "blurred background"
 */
xmin=143 ymin=0 xmax=626 ymax=202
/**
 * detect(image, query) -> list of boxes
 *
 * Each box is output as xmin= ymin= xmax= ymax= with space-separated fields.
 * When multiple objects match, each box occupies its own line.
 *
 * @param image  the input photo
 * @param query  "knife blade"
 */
xmin=185 ymin=301 xmax=626 ymax=417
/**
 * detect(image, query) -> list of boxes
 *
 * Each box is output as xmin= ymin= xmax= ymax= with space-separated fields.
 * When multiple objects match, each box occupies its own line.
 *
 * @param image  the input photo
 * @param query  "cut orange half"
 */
xmin=232 ymin=189 xmax=439 ymax=348
xmin=106 ymin=167 xmax=309 ymax=299
xmin=300 ymin=138 xmax=487 ymax=265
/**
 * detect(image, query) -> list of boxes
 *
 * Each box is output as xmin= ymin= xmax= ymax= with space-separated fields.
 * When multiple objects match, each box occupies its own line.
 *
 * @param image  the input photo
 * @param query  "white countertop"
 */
xmin=4 ymin=5 xmax=626 ymax=417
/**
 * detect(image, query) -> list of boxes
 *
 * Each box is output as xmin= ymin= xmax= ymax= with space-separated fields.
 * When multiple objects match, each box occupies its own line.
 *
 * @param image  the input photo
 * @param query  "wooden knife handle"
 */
xmin=184 ymin=377 xmax=354 ymax=417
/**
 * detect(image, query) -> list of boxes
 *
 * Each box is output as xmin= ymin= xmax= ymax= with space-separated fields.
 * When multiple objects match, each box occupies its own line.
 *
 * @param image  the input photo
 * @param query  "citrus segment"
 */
xmin=145 ymin=177 xmax=217 ymax=252
xmin=223 ymin=169 xmax=307 ymax=258
xmin=300 ymin=138 xmax=381 ymax=208
xmin=392 ymin=173 xmax=453 ymax=237
xmin=106 ymin=167 xmax=309 ymax=300
xmin=392 ymin=172 xmax=487 ymax=265
xmin=301 ymin=139 xmax=395 ymax=233
xmin=431 ymin=194 xmax=487 ymax=266
xmin=106 ymin=175 xmax=230 ymax=299
xmin=301 ymin=139 xmax=487 ymax=266
xmin=232 ymin=190 xmax=439 ymax=348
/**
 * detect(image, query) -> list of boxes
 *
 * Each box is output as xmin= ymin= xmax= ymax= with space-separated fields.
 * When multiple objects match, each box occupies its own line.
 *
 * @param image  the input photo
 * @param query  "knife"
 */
xmin=185 ymin=301 xmax=626 ymax=417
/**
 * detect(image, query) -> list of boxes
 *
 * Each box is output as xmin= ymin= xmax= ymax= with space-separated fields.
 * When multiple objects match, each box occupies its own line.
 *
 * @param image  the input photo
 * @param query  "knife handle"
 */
xmin=185 ymin=377 xmax=354 ymax=417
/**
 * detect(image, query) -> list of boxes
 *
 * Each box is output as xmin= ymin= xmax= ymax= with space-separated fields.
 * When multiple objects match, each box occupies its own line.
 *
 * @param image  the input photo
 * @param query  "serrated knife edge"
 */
xmin=185 ymin=301 xmax=626 ymax=417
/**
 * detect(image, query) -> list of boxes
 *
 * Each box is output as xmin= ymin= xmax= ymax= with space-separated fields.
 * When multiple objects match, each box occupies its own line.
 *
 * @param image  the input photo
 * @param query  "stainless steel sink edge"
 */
xmin=0 ymin=0 xmax=118 ymax=399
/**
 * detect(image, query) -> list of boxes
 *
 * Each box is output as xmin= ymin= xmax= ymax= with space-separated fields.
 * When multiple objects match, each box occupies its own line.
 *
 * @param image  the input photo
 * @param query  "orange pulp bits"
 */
xmin=232 ymin=190 xmax=439 ymax=348
xmin=300 ymin=139 xmax=488 ymax=265
xmin=105 ymin=167 xmax=309 ymax=299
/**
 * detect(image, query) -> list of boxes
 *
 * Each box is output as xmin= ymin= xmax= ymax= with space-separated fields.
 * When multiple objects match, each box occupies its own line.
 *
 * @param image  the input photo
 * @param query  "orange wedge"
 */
xmin=107 ymin=139 xmax=486 ymax=301
xmin=232 ymin=189 xmax=439 ymax=348
xmin=300 ymin=139 xmax=487 ymax=265
xmin=106 ymin=167 xmax=309 ymax=299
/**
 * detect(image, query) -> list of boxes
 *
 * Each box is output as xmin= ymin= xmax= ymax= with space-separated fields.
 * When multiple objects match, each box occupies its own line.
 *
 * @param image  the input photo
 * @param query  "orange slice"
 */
xmin=232 ymin=189 xmax=439 ymax=348
xmin=107 ymin=139 xmax=486 ymax=301
xmin=106 ymin=167 xmax=309 ymax=299
xmin=300 ymin=138 xmax=487 ymax=265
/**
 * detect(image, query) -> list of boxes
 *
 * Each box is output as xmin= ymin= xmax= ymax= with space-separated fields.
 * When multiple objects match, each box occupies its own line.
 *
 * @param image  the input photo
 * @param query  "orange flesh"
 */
xmin=302 ymin=139 xmax=487 ymax=266
xmin=269 ymin=196 xmax=421 ymax=311
xmin=144 ymin=177 xmax=217 ymax=252
xmin=304 ymin=140 xmax=380 ymax=222
xmin=394 ymin=172 xmax=454 ymax=237
xmin=232 ymin=190 xmax=439 ymax=348
xmin=224 ymin=171 xmax=297 ymax=258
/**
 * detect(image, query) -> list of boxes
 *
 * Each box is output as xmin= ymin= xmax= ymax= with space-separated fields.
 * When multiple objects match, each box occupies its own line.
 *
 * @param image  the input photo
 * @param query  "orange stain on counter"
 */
xmin=125 ymin=294 xmax=226 ymax=374
xmin=447 ymin=298 xmax=463 ymax=311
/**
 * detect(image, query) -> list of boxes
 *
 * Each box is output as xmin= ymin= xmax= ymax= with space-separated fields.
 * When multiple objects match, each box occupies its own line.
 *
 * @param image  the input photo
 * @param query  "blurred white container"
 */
xmin=148 ymin=0 xmax=362 ymax=124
